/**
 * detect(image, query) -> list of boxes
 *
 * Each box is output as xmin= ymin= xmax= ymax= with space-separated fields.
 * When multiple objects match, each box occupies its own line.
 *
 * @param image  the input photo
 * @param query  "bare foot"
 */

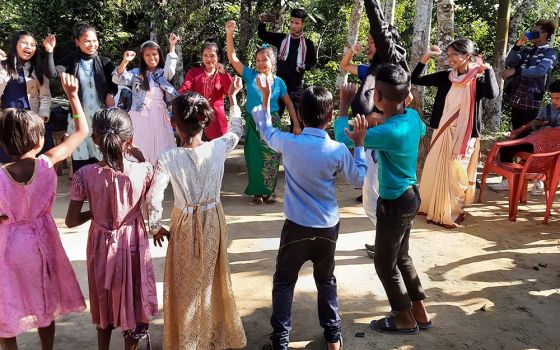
xmin=394 ymin=310 xmax=418 ymax=329
xmin=412 ymin=300 xmax=430 ymax=324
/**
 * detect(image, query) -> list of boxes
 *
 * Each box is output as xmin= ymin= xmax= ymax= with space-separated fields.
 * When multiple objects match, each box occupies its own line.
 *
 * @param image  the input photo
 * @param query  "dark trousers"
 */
xmin=374 ymin=185 xmax=426 ymax=311
xmin=278 ymin=86 xmax=303 ymax=133
xmin=511 ymin=106 xmax=540 ymax=130
xmin=270 ymin=220 xmax=341 ymax=349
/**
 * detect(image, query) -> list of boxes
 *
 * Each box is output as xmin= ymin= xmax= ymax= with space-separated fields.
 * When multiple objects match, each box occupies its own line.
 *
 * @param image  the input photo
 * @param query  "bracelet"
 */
xmin=72 ymin=114 xmax=81 ymax=119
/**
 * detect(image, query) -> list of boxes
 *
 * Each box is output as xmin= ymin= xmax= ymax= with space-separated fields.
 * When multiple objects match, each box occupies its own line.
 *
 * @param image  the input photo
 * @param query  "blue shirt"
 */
xmin=334 ymin=108 xmax=426 ymax=200
xmin=242 ymin=66 xmax=288 ymax=114
xmin=357 ymin=64 xmax=369 ymax=82
xmin=253 ymin=106 xmax=367 ymax=228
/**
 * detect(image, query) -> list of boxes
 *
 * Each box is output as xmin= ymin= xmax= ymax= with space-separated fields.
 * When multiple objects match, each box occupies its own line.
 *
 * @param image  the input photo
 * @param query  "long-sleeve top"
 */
xmin=252 ymin=106 xmax=366 ymax=228
xmin=0 ymin=62 xmax=51 ymax=118
xmin=335 ymin=108 xmax=426 ymax=200
xmin=147 ymin=105 xmax=244 ymax=234
xmin=45 ymin=51 xmax=117 ymax=104
xmin=257 ymin=22 xmax=317 ymax=90
xmin=112 ymin=53 xmax=178 ymax=112
xmin=411 ymin=62 xmax=499 ymax=136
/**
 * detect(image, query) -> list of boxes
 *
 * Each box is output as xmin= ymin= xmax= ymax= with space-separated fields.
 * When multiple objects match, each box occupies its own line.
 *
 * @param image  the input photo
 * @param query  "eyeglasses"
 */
xmin=18 ymin=40 xmax=37 ymax=47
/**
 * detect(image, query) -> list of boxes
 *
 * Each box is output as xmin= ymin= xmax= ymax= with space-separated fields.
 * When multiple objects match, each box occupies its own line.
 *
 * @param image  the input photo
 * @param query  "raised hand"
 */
xmin=122 ymin=50 xmax=136 ymax=63
xmin=225 ymin=20 xmax=237 ymax=35
xmin=228 ymin=75 xmax=243 ymax=96
xmin=339 ymin=82 xmax=359 ymax=117
xmin=420 ymin=45 xmax=442 ymax=64
xmin=169 ymin=33 xmax=179 ymax=46
xmin=475 ymin=56 xmax=492 ymax=73
xmin=43 ymin=34 xmax=56 ymax=53
xmin=516 ymin=33 xmax=529 ymax=47
xmin=61 ymin=72 xmax=79 ymax=98
xmin=256 ymin=73 xmax=272 ymax=107
xmin=345 ymin=114 xmax=368 ymax=147
xmin=351 ymin=42 xmax=362 ymax=55
xmin=0 ymin=49 xmax=6 ymax=61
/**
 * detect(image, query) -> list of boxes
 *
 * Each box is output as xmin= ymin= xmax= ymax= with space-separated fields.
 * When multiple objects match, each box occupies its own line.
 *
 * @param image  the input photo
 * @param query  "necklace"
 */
xmin=79 ymin=59 xmax=94 ymax=89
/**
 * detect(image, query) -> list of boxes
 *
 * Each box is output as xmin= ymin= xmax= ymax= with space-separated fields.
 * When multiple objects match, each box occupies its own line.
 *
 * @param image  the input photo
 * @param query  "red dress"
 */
xmin=178 ymin=67 xmax=232 ymax=140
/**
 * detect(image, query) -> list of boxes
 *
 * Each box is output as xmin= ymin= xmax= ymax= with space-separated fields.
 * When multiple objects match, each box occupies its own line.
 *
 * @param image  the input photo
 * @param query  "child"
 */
xmin=65 ymin=107 xmax=157 ymax=350
xmin=225 ymin=20 xmax=299 ymax=204
xmin=43 ymin=22 xmax=118 ymax=172
xmin=253 ymin=77 xmax=368 ymax=350
xmin=0 ymin=73 xmax=87 ymax=349
xmin=147 ymin=76 xmax=247 ymax=349
xmin=339 ymin=63 xmax=430 ymax=334
xmin=113 ymin=33 xmax=179 ymax=164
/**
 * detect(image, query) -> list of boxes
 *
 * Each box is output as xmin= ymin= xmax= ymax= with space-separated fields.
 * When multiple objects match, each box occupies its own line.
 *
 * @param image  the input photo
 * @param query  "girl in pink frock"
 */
xmin=0 ymin=73 xmax=87 ymax=350
xmin=65 ymin=107 xmax=157 ymax=350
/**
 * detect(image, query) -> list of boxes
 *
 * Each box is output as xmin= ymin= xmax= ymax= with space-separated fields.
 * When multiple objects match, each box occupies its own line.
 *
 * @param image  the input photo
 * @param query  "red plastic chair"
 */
xmin=544 ymin=156 xmax=560 ymax=224
xmin=478 ymin=127 xmax=560 ymax=221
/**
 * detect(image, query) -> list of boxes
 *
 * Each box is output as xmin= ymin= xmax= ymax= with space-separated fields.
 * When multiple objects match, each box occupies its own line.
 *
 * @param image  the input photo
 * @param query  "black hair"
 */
xmin=92 ymin=108 xmax=134 ymax=172
xmin=299 ymin=86 xmax=333 ymax=128
xmin=0 ymin=108 xmax=45 ymax=157
xmin=172 ymin=92 xmax=214 ymax=145
xmin=446 ymin=38 xmax=477 ymax=62
xmin=73 ymin=21 xmax=97 ymax=40
xmin=374 ymin=63 xmax=411 ymax=103
xmin=3 ymin=31 xmax=43 ymax=85
xmin=549 ymin=80 xmax=560 ymax=93
xmin=255 ymin=46 xmax=277 ymax=74
xmin=138 ymin=41 xmax=165 ymax=91
xmin=201 ymin=41 xmax=221 ymax=60
xmin=291 ymin=8 xmax=307 ymax=20
xmin=535 ymin=19 xmax=558 ymax=38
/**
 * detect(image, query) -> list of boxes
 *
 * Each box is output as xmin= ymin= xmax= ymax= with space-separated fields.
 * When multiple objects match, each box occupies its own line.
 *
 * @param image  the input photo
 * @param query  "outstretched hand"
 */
xmin=228 ymin=75 xmax=243 ymax=96
xmin=153 ymin=227 xmax=170 ymax=247
xmin=345 ymin=114 xmax=368 ymax=147
xmin=43 ymin=34 xmax=56 ymax=53
xmin=256 ymin=73 xmax=272 ymax=109
xmin=61 ymin=73 xmax=79 ymax=98
xmin=339 ymin=82 xmax=358 ymax=117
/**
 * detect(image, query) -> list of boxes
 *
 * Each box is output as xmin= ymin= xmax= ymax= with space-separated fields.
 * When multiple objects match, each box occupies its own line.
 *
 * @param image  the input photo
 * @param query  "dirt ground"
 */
xmin=15 ymin=146 xmax=560 ymax=350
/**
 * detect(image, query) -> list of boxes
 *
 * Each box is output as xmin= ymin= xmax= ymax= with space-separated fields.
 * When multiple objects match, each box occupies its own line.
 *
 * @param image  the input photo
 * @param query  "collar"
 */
xmin=535 ymin=43 xmax=550 ymax=49
xmin=301 ymin=127 xmax=328 ymax=138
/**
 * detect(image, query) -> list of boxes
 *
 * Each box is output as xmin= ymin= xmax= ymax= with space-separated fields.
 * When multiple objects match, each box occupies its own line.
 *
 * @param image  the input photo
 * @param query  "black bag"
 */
xmin=48 ymin=105 xmax=69 ymax=132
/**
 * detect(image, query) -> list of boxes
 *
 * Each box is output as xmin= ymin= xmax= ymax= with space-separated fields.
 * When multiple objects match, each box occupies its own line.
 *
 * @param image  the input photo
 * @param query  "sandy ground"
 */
xmin=14 ymin=146 xmax=560 ymax=350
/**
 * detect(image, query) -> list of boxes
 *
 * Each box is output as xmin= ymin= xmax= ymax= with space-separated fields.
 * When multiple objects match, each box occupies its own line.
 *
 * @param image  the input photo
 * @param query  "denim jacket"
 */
xmin=112 ymin=52 xmax=178 ymax=112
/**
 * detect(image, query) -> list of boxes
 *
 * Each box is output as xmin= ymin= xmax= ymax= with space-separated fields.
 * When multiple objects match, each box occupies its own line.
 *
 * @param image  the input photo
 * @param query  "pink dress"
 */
xmin=70 ymin=160 xmax=157 ymax=331
xmin=0 ymin=155 xmax=85 ymax=338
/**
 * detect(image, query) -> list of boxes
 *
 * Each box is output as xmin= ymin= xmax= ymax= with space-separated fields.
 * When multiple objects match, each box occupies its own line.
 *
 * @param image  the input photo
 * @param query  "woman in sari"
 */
xmin=225 ymin=20 xmax=299 ymax=204
xmin=412 ymin=39 xmax=498 ymax=228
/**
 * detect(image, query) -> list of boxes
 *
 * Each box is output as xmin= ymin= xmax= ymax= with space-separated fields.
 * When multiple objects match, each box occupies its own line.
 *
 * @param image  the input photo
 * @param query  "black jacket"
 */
xmin=411 ymin=62 xmax=499 ymax=137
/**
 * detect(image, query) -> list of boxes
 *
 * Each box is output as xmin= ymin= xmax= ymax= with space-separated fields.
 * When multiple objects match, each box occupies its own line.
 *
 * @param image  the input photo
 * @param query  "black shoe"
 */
xmin=355 ymin=195 xmax=363 ymax=203
xmin=366 ymin=249 xmax=375 ymax=259
xmin=364 ymin=243 xmax=375 ymax=251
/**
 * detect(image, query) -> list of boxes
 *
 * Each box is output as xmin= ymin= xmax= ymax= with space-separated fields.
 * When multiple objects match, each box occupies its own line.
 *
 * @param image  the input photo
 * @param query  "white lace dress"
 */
xmin=147 ymin=105 xmax=246 ymax=350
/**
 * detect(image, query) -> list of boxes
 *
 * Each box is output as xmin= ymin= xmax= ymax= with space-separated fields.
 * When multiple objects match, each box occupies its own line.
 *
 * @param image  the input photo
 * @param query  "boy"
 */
xmin=252 ymin=77 xmax=367 ymax=350
xmin=337 ymin=63 xmax=430 ymax=334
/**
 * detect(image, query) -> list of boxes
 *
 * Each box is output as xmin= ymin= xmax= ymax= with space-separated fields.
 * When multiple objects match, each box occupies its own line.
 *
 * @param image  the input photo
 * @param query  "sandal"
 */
xmin=370 ymin=315 xmax=419 ymax=335
xmin=417 ymin=320 xmax=433 ymax=330
xmin=252 ymin=196 xmax=264 ymax=204
xmin=263 ymin=194 xmax=277 ymax=204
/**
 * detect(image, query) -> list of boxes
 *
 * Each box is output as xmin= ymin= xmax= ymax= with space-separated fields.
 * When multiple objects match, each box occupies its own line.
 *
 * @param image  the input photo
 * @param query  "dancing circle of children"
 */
xmin=0 ymin=73 xmax=89 ymax=350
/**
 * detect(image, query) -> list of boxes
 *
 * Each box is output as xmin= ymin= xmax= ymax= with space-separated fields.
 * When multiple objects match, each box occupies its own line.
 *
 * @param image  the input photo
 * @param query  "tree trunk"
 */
xmin=271 ymin=0 xmax=286 ymax=32
xmin=483 ymin=0 xmax=512 ymax=132
xmin=383 ymin=0 xmax=396 ymax=25
xmin=335 ymin=0 xmax=364 ymax=88
xmin=409 ymin=0 xmax=433 ymax=117
xmin=507 ymin=0 xmax=531 ymax=48
xmin=551 ymin=0 xmax=560 ymax=44
xmin=435 ymin=0 xmax=454 ymax=70
xmin=238 ymin=0 xmax=253 ymax=62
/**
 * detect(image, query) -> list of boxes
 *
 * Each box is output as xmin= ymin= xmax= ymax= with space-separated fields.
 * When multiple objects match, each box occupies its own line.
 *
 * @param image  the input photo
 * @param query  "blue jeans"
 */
xmin=374 ymin=185 xmax=426 ymax=311
xmin=270 ymin=220 xmax=341 ymax=349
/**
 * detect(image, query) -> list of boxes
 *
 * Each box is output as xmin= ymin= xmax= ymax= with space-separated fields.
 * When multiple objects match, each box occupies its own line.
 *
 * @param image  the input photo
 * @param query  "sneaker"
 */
xmin=364 ymin=243 xmax=375 ymax=251
xmin=530 ymin=180 xmax=544 ymax=196
xmin=489 ymin=179 xmax=509 ymax=191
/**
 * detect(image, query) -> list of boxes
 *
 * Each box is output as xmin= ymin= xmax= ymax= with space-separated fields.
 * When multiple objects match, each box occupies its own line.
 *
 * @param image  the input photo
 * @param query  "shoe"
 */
xmin=489 ymin=179 xmax=509 ymax=191
xmin=417 ymin=320 xmax=433 ymax=330
xmin=370 ymin=315 xmax=419 ymax=335
xmin=364 ymin=243 xmax=375 ymax=251
xmin=366 ymin=250 xmax=375 ymax=259
xmin=356 ymin=195 xmax=363 ymax=203
xmin=530 ymin=180 xmax=544 ymax=196
xmin=264 ymin=194 xmax=277 ymax=204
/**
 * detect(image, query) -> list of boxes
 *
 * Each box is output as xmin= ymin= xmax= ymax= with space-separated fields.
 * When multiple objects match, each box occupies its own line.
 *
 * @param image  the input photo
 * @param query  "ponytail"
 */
xmin=99 ymin=131 xmax=125 ymax=172
xmin=92 ymin=108 xmax=134 ymax=172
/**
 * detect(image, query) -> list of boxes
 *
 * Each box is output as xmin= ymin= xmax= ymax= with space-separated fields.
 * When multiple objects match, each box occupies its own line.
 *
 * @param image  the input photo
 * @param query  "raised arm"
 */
xmin=411 ymin=46 xmax=446 ymax=87
xmin=477 ymin=64 xmax=499 ymax=100
xmin=42 ymin=34 xmax=65 ymax=79
xmin=257 ymin=19 xmax=286 ymax=48
xmin=45 ymin=73 xmax=89 ymax=164
xmin=364 ymin=0 xmax=398 ymax=64
xmin=164 ymin=33 xmax=179 ymax=81
xmin=340 ymin=43 xmax=362 ymax=76
xmin=225 ymin=21 xmax=245 ymax=76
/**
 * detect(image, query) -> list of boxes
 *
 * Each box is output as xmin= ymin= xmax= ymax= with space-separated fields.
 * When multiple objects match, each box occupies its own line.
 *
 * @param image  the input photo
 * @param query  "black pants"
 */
xmin=374 ymin=186 xmax=426 ymax=311
xmin=270 ymin=220 xmax=341 ymax=349
xmin=511 ymin=106 xmax=540 ymax=130
xmin=278 ymin=86 xmax=303 ymax=133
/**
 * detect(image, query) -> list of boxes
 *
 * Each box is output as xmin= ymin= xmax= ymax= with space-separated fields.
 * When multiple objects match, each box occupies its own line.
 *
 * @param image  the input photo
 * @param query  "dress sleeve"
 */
xmin=147 ymin=159 xmax=171 ymax=235
xmin=164 ymin=52 xmax=178 ymax=81
xmin=219 ymin=105 xmax=243 ymax=156
xmin=178 ymin=69 xmax=194 ymax=95
xmin=70 ymin=170 xmax=87 ymax=201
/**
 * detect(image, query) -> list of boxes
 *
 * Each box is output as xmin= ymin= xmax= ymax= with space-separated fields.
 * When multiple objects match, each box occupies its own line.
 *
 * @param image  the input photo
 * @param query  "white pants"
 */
xmin=363 ymin=149 xmax=379 ymax=228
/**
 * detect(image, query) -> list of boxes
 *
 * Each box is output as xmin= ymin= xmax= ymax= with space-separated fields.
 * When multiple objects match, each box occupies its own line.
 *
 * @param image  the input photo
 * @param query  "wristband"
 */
xmin=72 ymin=114 xmax=81 ymax=119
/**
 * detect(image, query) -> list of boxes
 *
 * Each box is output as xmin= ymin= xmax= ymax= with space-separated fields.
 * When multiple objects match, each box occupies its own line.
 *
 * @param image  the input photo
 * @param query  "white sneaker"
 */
xmin=530 ymin=180 xmax=544 ymax=196
xmin=489 ymin=179 xmax=509 ymax=191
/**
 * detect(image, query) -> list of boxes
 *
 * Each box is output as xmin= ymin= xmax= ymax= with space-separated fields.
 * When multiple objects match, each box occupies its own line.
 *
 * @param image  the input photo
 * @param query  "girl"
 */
xmin=43 ymin=22 xmax=118 ymax=172
xmin=113 ymin=33 xmax=179 ymax=164
xmin=65 ymin=107 xmax=157 ymax=350
xmin=0 ymin=73 xmax=87 ymax=350
xmin=412 ymin=39 xmax=498 ymax=228
xmin=0 ymin=31 xmax=52 ymax=163
xmin=225 ymin=20 xmax=299 ymax=204
xmin=147 ymin=76 xmax=247 ymax=350
xmin=178 ymin=42 xmax=232 ymax=140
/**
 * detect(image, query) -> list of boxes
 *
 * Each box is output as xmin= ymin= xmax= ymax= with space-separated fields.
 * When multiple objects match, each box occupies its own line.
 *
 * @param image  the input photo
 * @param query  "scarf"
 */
xmin=443 ymin=65 xmax=479 ymax=156
xmin=278 ymin=31 xmax=307 ymax=67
